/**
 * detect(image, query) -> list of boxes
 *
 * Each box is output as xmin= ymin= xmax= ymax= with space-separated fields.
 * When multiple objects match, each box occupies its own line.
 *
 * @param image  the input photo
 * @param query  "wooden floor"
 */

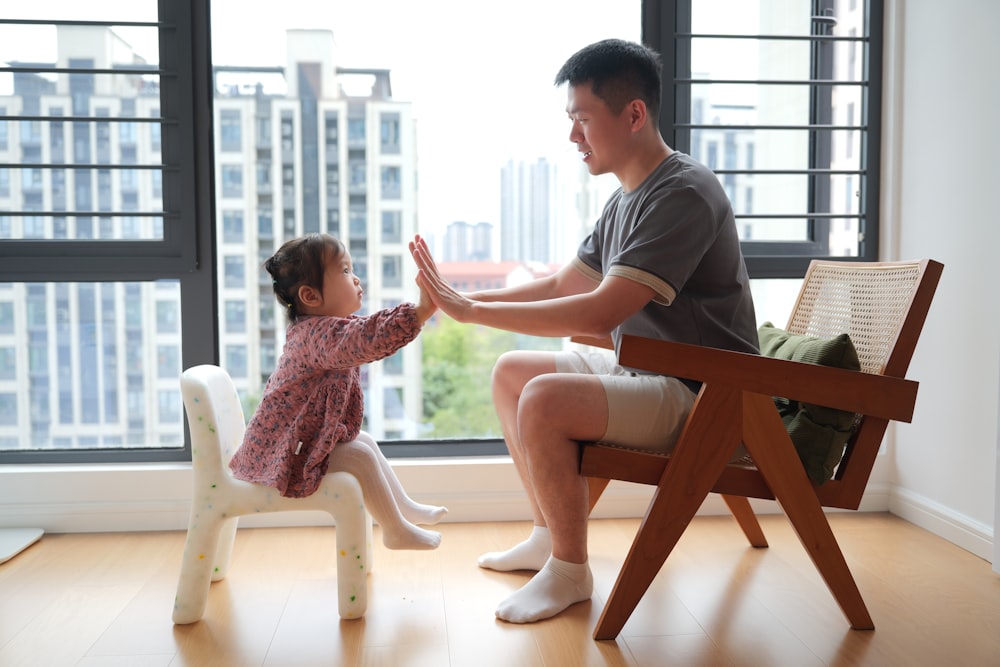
xmin=1 ymin=513 xmax=998 ymax=666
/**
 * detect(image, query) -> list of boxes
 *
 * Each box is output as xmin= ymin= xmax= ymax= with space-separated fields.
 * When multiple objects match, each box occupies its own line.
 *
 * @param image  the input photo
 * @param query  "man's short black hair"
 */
xmin=554 ymin=38 xmax=663 ymax=118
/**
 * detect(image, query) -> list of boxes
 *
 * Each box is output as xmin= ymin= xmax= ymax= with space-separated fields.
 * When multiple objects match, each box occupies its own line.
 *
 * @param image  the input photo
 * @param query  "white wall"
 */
xmin=883 ymin=0 xmax=1000 ymax=562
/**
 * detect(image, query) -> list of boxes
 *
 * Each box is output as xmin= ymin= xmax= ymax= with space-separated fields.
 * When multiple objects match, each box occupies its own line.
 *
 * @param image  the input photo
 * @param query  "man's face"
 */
xmin=565 ymin=83 xmax=633 ymax=176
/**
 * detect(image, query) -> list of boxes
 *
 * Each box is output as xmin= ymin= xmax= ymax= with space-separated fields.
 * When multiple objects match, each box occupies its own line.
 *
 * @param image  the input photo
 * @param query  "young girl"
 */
xmin=229 ymin=232 xmax=446 ymax=550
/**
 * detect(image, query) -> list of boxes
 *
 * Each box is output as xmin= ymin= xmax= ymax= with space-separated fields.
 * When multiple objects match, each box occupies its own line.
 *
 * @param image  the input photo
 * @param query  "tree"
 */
xmin=420 ymin=317 xmax=561 ymax=438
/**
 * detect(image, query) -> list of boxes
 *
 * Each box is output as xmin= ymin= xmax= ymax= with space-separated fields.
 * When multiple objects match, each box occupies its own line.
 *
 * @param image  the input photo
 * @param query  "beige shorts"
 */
xmin=555 ymin=350 xmax=696 ymax=454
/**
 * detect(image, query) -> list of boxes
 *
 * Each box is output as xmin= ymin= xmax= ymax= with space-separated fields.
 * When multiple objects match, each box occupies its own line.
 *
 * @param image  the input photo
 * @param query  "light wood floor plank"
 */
xmin=0 ymin=514 xmax=997 ymax=667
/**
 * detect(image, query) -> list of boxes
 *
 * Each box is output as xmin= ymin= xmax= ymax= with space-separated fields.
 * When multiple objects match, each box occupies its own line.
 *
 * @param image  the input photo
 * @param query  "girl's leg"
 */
xmin=355 ymin=431 xmax=447 ymax=525
xmin=327 ymin=440 xmax=440 ymax=550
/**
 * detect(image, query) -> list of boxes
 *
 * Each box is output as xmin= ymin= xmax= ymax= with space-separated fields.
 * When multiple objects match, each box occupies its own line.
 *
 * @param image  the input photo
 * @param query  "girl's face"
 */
xmin=313 ymin=248 xmax=363 ymax=317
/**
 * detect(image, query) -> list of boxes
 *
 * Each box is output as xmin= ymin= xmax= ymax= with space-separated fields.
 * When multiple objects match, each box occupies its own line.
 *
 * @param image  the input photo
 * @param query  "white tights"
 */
xmin=326 ymin=432 xmax=447 ymax=550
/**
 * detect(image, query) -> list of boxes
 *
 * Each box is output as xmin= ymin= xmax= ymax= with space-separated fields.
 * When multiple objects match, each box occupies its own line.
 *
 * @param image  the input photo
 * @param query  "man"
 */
xmin=409 ymin=38 xmax=758 ymax=623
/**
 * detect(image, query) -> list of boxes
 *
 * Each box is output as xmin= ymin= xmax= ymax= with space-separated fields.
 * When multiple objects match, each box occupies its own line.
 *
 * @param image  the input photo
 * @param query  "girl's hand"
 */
xmin=415 ymin=281 xmax=437 ymax=325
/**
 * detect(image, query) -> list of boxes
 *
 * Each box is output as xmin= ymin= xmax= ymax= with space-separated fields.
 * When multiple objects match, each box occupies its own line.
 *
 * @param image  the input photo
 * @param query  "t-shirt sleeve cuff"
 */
xmin=606 ymin=265 xmax=676 ymax=305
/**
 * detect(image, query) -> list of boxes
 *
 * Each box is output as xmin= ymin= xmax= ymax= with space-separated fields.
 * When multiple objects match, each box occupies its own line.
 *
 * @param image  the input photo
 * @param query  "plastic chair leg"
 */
xmin=173 ymin=516 xmax=224 ymax=624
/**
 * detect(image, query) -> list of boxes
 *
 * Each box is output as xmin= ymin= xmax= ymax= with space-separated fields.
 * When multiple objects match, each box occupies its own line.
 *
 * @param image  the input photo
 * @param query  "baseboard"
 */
xmin=889 ymin=486 xmax=994 ymax=562
xmin=1 ymin=459 xmax=896 ymax=533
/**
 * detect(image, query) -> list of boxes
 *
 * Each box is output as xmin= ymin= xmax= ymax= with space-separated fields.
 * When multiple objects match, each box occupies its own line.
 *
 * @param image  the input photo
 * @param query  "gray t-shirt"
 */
xmin=574 ymin=151 xmax=759 ymax=375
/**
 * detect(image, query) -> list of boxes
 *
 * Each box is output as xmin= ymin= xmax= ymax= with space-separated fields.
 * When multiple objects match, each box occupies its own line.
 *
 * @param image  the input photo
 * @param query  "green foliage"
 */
xmin=419 ymin=317 xmax=561 ymax=438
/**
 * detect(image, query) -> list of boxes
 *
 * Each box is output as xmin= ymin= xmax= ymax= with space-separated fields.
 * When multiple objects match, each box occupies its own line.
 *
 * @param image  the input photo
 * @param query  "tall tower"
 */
xmin=214 ymin=29 xmax=421 ymax=439
xmin=499 ymin=158 xmax=558 ymax=263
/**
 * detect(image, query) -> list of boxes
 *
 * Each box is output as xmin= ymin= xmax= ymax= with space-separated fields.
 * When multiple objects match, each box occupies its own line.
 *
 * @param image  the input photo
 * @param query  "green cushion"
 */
xmin=757 ymin=322 xmax=861 ymax=485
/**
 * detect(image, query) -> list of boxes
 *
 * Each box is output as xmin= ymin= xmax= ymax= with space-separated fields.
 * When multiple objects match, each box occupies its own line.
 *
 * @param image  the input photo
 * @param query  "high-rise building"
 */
xmin=442 ymin=220 xmax=492 ymax=262
xmin=215 ymin=29 xmax=421 ymax=440
xmin=499 ymin=158 xmax=561 ymax=264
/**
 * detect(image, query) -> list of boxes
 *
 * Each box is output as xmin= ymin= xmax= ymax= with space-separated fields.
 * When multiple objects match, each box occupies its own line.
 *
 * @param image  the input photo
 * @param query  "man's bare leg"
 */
xmin=477 ymin=351 xmax=556 ymax=572
xmin=494 ymin=372 xmax=608 ymax=622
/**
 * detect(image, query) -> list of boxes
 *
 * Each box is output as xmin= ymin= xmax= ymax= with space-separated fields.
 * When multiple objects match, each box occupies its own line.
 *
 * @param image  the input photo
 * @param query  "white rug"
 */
xmin=0 ymin=528 xmax=44 ymax=564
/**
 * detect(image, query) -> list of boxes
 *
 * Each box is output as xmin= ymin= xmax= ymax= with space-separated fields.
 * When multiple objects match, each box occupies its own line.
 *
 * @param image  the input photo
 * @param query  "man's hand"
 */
xmin=409 ymin=234 xmax=476 ymax=323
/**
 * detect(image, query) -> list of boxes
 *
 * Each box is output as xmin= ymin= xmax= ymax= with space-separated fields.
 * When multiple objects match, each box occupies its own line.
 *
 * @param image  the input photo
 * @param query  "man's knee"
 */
xmin=491 ymin=351 xmax=554 ymax=398
xmin=516 ymin=375 xmax=569 ymax=437
xmin=518 ymin=374 xmax=608 ymax=444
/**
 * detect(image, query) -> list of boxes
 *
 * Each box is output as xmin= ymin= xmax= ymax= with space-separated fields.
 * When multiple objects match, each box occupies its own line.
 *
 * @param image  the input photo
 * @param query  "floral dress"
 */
xmin=229 ymin=303 xmax=420 ymax=497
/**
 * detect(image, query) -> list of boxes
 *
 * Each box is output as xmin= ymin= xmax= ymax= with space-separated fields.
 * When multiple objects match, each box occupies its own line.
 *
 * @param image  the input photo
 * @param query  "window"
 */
xmin=0 ymin=347 xmax=15 ymax=379
xmin=221 ymin=164 xmax=243 ymax=198
xmin=219 ymin=109 xmax=242 ymax=152
xmin=223 ymin=255 xmax=245 ymax=288
xmin=380 ymin=113 xmax=400 ymax=154
xmin=222 ymin=210 xmax=244 ymax=244
xmin=0 ymin=1 xmax=213 ymax=463
xmin=380 ymin=166 xmax=400 ymax=199
xmin=157 ymin=345 xmax=180 ymax=378
xmin=0 ymin=393 xmax=16 ymax=426
xmin=0 ymin=302 xmax=13 ymax=333
xmin=651 ymin=0 xmax=882 ymax=277
xmin=225 ymin=300 xmax=246 ymax=334
xmin=381 ymin=255 xmax=402 ymax=289
xmin=0 ymin=1 xmax=881 ymax=464
xmin=381 ymin=210 xmax=401 ymax=244
xmin=225 ymin=344 xmax=247 ymax=379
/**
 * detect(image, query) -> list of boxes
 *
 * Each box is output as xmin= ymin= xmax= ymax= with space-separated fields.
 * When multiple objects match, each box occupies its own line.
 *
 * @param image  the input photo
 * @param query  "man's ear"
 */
xmin=628 ymin=99 xmax=648 ymax=131
xmin=298 ymin=284 xmax=322 ymax=307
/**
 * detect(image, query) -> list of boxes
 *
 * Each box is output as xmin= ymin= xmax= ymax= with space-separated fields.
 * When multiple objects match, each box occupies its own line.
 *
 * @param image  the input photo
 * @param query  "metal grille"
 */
xmin=651 ymin=0 xmax=884 ymax=277
xmin=0 ymin=7 xmax=200 ymax=279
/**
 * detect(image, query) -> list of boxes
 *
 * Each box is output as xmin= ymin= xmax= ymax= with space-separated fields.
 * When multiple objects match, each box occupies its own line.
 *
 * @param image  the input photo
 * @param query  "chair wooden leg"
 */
xmin=594 ymin=385 xmax=743 ymax=640
xmin=587 ymin=476 xmax=610 ymax=514
xmin=721 ymin=494 xmax=768 ymax=548
xmin=742 ymin=393 xmax=873 ymax=630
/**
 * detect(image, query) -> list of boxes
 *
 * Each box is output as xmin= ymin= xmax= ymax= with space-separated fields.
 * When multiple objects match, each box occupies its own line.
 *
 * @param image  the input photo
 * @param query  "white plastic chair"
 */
xmin=172 ymin=364 xmax=372 ymax=624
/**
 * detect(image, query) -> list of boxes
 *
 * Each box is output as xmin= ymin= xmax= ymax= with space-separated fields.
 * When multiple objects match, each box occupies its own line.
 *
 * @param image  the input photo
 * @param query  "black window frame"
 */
xmin=645 ymin=0 xmax=883 ymax=279
xmin=0 ymin=0 xmax=217 ymax=464
xmin=0 ymin=0 xmax=883 ymax=464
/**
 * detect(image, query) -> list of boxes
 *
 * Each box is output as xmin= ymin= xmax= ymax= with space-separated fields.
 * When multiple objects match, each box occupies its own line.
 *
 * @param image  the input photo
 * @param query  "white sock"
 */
xmin=398 ymin=499 xmax=449 ymax=526
xmin=495 ymin=556 xmax=593 ymax=623
xmin=478 ymin=525 xmax=551 ymax=571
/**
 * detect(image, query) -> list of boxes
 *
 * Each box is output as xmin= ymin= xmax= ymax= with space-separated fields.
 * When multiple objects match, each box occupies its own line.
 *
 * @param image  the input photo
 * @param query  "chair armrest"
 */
xmin=617 ymin=334 xmax=919 ymax=423
xmin=570 ymin=335 xmax=614 ymax=350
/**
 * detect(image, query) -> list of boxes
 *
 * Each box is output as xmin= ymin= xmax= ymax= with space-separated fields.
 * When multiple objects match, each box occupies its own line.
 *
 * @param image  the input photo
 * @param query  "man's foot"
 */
xmin=478 ymin=525 xmax=551 ymax=571
xmin=494 ymin=557 xmax=593 ymax=623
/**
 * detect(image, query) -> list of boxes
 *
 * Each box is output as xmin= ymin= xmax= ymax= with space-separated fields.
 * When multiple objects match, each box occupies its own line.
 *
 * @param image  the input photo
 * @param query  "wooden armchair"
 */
xmin=579 ymin=258 xmax=944 ymax=640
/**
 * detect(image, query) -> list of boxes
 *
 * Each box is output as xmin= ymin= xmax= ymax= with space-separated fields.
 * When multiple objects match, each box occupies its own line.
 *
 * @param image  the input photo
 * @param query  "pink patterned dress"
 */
xmin=229 ymin=303 xmax=420 ymax=497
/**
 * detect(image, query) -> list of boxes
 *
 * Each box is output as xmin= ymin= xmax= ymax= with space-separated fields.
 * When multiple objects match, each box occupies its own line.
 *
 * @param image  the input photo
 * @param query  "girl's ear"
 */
xmin=297 ymin=284 xmax=322 ymax=307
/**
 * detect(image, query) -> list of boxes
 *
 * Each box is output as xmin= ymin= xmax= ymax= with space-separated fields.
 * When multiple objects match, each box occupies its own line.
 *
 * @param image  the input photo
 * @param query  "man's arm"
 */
xmin=409 ymin=235 xmax=656 ymax=339
xmin=469 ymin=261 xmax=596 ymax=303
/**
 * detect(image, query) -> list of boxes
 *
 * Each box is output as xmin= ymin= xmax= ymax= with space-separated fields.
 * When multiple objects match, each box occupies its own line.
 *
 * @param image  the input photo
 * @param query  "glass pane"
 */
xmin=688 ymin=0 xmax=869 ymax=256
xmin=0 ymin=4 xmax=166 ymax=242
xmin=210 ymin=0 xmax=640 ymax=442
xmin=0 ymin=280 xmax=184 ymax=452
